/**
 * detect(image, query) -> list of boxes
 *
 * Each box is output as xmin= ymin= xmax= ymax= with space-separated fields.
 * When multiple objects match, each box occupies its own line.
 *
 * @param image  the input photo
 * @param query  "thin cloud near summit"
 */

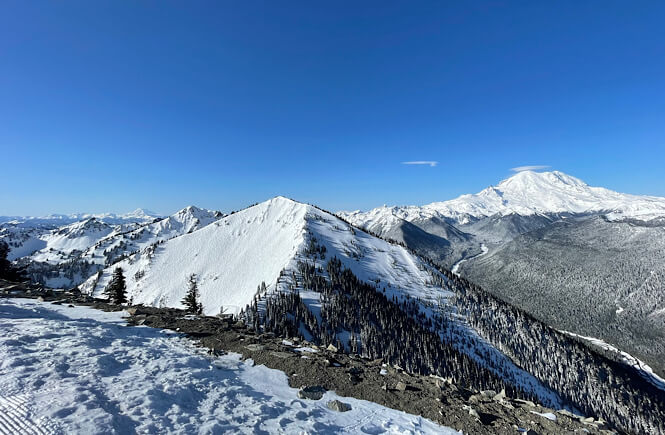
xmin=510 ymin=165 xmax=550 ymax=172
xmin=402 ymin=161 xmax=438 ymax=167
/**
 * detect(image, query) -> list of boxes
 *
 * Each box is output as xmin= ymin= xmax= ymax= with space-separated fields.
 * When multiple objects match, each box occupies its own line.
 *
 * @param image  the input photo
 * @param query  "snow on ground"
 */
xmin=560 ymin=330 xmax=665 ymax=391
xmin=0 ymin=298 xmax=457 ymax=434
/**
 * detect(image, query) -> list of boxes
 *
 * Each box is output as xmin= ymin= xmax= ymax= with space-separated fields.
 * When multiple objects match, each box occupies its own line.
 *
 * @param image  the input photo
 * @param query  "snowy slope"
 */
xmin=31 ymin=218 xmax=116 ymax=263
xmin=0 ymin=298 xmax=455 ymax=434
xmin=1 ymin=209 xmax=162 ymax=261
xmin=0 ymin=223 xmax=50 ymax=261
xmin=82 ymin=198 xmax=306 ymax=314
xmin=76 ymin=205 xmax=222 ymax=267
xmin=340 ymin=170 xmax=665 ymax=226
xmin=14 ymin=206 xmax=221 ymax=288
xmin=81 ymin=196 xmax=562 ymax=407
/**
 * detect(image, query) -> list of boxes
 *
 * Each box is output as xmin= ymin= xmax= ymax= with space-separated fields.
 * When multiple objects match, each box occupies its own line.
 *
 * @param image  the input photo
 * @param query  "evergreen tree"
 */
xmin=182 ymin=273 xmax=203 ymax=314
xmin=104 ymin=267 xmax=127 ymax=304
xmin=0 ymin=241 xmax=26 ymax=282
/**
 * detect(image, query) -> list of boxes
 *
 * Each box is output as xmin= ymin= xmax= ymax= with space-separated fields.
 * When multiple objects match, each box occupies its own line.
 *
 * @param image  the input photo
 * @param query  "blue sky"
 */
xmin=1 ymin=1 xmax=664 ymax=215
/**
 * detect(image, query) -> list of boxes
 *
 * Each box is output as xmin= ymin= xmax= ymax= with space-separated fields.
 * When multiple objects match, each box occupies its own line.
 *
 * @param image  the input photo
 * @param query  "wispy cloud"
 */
xmin=510 ymin=165 xmax=550 ymax=172
xmin=402 ymin=161 xmax=438 ymax=167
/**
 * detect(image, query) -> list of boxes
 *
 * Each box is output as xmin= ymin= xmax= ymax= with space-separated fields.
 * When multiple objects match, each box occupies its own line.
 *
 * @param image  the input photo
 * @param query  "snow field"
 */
xmin=0 ymin=298 xmax=457 ymax=434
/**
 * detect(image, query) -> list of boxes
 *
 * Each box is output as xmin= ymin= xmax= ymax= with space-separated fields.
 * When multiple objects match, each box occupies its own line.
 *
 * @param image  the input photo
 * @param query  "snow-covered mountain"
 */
xmin=0 ymin=208 xmax=161 ymax=226
xmin=341 ymin=170 xmax=665 ymax=227
xmin=82 ymin=197 xmax=446 ymax=317
xmin=76 ymin=196 xmax=665 ymax=432
xmin=80 ymin=197 xmax=566 ymax=405
xmin=8 ymin=206 xmax=222 ymax=288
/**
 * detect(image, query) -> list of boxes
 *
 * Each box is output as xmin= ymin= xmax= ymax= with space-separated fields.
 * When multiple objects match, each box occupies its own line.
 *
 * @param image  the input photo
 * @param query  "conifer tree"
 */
xmin=182 ymin=273 xmax=203 ymax=314
xmin=0 ymin=241 xmax=26 ymax=282
xmin=104 ymin=267 xmax=127 ymax=304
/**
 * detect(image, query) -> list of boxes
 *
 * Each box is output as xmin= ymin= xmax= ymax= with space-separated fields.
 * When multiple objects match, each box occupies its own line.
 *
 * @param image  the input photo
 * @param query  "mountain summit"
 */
xmin=342 ymin=170 xmax=665 ymax=226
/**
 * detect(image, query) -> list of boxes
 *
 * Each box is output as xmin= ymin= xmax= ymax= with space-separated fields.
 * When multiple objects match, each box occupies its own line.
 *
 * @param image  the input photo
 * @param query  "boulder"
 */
xmin=492 ymin=388 xmax=506 ymax=402
xmin=298 ymin=386 xmax=326 ymax=400
xmin=395 ymin=381 xmax=407 ymax=392
xmin=326 ymin=344 xmax=338 ymax=353
xmin=327 ymin=400 xmax=351 ymax=412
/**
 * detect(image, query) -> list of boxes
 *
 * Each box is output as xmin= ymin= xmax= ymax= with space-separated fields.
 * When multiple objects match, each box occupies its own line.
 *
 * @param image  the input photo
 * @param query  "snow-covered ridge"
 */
xmin=340 ymin=170 xmax=665 ymax=226
xmin=82 ymin=196 xmax=445 ymax=316
xmin=0 ymin=208 xmax=161 ymax=225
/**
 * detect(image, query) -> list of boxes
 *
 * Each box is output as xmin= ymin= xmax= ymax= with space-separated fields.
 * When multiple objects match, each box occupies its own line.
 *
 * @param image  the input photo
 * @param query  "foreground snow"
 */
xmin=0 ymin=298 xmax=457 ymax=434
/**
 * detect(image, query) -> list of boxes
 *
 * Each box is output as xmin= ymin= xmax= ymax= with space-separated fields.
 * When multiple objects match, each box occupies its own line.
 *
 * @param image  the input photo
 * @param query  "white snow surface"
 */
xmin=340 ymin=170 xmax=665 ymax=226
xmin=0 ymin=298 xmax=457 ymax=434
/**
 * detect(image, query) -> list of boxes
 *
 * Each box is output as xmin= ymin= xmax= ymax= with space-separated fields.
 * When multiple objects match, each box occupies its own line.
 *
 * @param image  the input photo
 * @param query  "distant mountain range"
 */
xmin=0 ymin=208 xmax=162 ymax=225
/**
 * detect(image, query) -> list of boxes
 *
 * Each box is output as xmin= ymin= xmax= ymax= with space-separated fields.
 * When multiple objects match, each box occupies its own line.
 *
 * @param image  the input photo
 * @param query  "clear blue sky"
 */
xmin=1 ymin=1 xmax=664 ymax=215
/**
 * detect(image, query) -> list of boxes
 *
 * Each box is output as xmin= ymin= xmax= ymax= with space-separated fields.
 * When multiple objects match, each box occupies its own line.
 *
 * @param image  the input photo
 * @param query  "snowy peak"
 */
xmin=340 ymin=170 xmax=665 ymax=234
xmin=497 ymin=170 xmax=587 ymax=190
xmin=430 ymin=170 xmax=665 ymax=221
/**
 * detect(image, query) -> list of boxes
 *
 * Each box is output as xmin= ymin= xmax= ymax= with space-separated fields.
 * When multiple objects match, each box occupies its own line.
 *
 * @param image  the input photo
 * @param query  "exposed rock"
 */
xmin=492 ymin=388 xmax=506 ymax=402
xmin=327 ymin=400 xmax=351 ymax=412
xmin=479 ymin=390 xmax=496 ymax=399
xmin=298 ymin=385 xmax=326 ymax=400
xmin=513 ymin=398 xmax=536 ymax=408
xmin=269 ymin=351 xmax=293 ymax=359
xmin=245 ymin=344 xmax=265 ymax=351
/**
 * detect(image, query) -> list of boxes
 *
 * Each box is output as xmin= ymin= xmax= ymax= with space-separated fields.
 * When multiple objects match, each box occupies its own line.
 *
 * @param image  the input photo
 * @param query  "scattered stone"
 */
xmin=396 ymin=381 xmax=407 ymax=392
xmin=270 ymin=351 xmax=293 ymax=359
xmin=479 ymin=390 xmax=496 ymax=399
xmin=555 ymin=409 xmax=578 ymax=419
xmin=464 ymin=405 xmax=480 ymax=419
xmin=326 ymin=343 xmax=338 ymax=353
xmin=492 ymin=388 xmax=506 ymax=402
xmin=513 ymin=399 xmax=536 ymax=408
xmin=327 ymin=400 xmax=351 ymax=412
xmin=298 ymin=385 xmax=326 ymax=400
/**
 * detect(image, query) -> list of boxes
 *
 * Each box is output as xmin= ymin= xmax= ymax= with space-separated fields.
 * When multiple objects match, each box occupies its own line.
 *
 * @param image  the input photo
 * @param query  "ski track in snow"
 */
xmin=0 ymin=298 xmax=458 ymax=435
